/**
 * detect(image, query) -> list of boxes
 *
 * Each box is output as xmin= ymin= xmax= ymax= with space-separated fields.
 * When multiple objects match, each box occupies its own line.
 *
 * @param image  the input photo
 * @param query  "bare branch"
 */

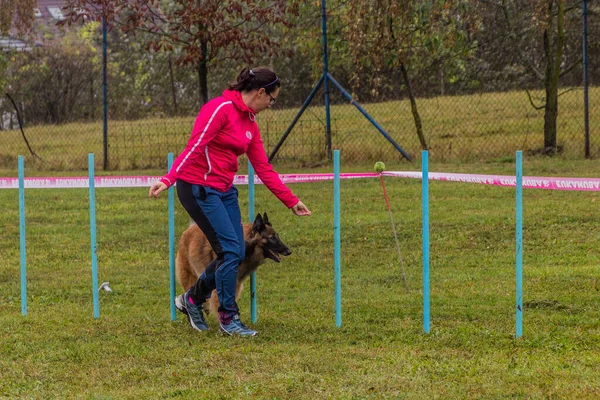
xmin=5 ymin=93 xmax=45 ymax=163
xmin=558 ymin=87 xmax=576 ymax=98
xmin=525 ymin=89 xmax=546 ymax=110
xmin=559 ymin=57 xmax=582 ymax=78
xmin=113 ymin=19 xmax=191 ymax=46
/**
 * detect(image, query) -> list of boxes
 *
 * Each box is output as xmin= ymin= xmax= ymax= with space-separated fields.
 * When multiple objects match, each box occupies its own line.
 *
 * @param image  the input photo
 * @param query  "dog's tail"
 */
xmin=176 ymin=220 xmax=197 ymax=289
xmin=176 ymin=250 xmax=198 ymax=292
xmin=175 ymin=228 xmax=200 ymax=292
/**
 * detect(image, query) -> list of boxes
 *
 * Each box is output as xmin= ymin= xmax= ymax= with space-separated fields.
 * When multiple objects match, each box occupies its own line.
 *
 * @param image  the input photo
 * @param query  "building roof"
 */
xmin=35 ymin=0 xmax=68 ymax=31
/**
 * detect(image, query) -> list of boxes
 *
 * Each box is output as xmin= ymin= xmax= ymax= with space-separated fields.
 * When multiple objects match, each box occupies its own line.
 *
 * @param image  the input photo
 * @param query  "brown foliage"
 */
xmin=60 ymin=0 xmax=301 ymax=67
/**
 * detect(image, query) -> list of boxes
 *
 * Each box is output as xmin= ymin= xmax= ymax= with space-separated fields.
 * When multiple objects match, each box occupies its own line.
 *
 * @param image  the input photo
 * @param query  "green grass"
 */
xmin=1 ymin=159 xmax=600 ymax=398
xmin=2 ymin=87 xmax=599 ymax=170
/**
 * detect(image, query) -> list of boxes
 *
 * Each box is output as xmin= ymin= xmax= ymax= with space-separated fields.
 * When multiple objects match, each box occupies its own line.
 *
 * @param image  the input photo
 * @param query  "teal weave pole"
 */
xmin=248 ymin=162 xmax=257 ymax=323
xmin=515 ymin=151 xmax=523 ymax=338
xmin=422 ymin=151 xmax=430 ymax=334
xmin=333 ymin=150 xmax=341 ymax=327
xmin=88 ymin=154 xmax=100 ymax=319
xmin=19 ymin=156 xmax=27 ymax=316
xmin=168 ymin=153 xmax=176 ymax=321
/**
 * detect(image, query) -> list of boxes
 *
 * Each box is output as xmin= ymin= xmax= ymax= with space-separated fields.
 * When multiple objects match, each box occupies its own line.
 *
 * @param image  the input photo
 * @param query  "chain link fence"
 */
xmin=1 ymin=2 xmax=598 ymax=171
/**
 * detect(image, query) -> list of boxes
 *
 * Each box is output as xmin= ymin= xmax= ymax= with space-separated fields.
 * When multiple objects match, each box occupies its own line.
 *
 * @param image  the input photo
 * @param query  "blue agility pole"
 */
xmin=516 ymin=151 xmax=523 ymax=338
xmin=248 ymin=162 xmax=257 ymax=323
xmin=168 ymin=153 xmax=176 ymax=321
xmin=334 ymin=150 xmax=342 ymax=327
xmin=422 ymin=150 xmax=430 ymax=334
xmin=18 ymin=155 xmax=27 ymax=316
xmin=88 ymin=154 xmax=100 ymax=318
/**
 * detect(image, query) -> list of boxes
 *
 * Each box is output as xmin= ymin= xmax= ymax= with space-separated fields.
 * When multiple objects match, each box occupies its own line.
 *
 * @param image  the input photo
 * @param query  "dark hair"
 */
xmin=228 ymin=67 xmax=280 ymax=94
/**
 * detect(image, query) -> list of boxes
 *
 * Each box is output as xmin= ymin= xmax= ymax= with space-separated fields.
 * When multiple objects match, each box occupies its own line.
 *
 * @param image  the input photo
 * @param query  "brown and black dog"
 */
xmin=176 ymin=213 xmax=291 ymax=317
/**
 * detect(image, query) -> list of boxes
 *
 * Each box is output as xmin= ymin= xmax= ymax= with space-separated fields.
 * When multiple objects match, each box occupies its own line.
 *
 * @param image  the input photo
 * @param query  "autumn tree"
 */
xmin=61 ymin=0 xmax=301 ymax=105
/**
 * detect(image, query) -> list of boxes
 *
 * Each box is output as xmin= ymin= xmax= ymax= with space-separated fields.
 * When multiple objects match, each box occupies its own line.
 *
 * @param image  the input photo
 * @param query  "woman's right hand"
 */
xmin=291 ymin=201 xmax=311 ymax=216
xmin=149 ymin=181 xmax=168 ymax=198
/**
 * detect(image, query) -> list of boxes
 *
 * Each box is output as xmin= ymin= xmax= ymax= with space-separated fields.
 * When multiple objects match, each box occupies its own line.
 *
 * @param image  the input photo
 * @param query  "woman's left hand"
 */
xmin=149 ymin=181 xmax=168 ymax=198
xmin=291 ymin=201 xmax=311 ymax=216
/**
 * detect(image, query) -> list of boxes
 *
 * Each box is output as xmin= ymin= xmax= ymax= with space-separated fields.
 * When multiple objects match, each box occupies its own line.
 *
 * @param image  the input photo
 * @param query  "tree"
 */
xmin=343 ymin=0 xmax=479 ymax=150
xmin=61 ymin=0 xmax=301 ymax=105
xmin=499 ymin=0 xmax=586 ymax=154
xmin=0 ymin=0 xmax=36 ymax=36
xmin=5 ymin=31 xmax=97 ymax=124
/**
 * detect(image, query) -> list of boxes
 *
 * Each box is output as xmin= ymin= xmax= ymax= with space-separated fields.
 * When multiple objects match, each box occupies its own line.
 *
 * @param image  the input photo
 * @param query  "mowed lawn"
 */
xmin=1 ymin=158 xmax=600 ymax=398
xmin=2 ymin=86 xmax=599 ymax=170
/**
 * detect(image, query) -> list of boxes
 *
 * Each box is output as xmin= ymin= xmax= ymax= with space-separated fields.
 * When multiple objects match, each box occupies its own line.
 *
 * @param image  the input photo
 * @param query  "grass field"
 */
xmin=1 ymin=158 xmax=599 ymax=398
xmin=2 ymin=87 xmax=599 ymax=170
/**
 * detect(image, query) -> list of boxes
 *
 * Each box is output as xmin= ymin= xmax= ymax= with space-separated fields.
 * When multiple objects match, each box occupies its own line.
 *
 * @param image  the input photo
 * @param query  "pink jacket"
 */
xmin=160 ymin=90 xmax=299 ymax=208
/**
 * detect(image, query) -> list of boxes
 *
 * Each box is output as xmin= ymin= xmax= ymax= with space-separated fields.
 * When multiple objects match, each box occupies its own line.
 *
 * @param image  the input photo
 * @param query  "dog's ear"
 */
xmin=252 ymin=214 xmax=264 ymax=233
xmin=263 ymin=212 xmax=270 ymax=225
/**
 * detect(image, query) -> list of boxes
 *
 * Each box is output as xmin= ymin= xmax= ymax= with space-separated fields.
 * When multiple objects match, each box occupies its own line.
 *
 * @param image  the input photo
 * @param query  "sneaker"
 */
xmin=219 ymin=315 xmax=257 ymax=337
xmin=174 ymin=294 xmax=188 ymax=316
xmin=175 ymin=292 xmax=209 ymax=331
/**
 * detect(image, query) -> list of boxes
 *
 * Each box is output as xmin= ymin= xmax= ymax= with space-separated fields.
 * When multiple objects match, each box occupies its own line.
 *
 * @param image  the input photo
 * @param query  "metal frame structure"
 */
xmin=268 ymin=0 xmax=412 ymax=162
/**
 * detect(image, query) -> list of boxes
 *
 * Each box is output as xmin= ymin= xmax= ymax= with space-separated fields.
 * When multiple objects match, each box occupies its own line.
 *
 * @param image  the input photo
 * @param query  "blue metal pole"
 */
xmin=327 ymin=74 xmax=412 ymax=161
xmin=516 ymin=151 xmax=523 ymax=338
xmin=168 ymin=153 xmax=176 ymax=321
xmin=248 ymin=162 xmax=257 ymax=323
xmin=18 ymin=156 xmax=27 ymax=316
xmin=334 ymin=150 xmax=341 ymax=327
xmin=422 ymin=150 xmax=430 ymax=334
xmin=583 ymin=0 xmax=590 ymax=158
xmin=268 ymin=76 xmax=324 ymax=162
xmin=321 ymin=0 xmax=332 ymax=159
xmin=89 ymin=154 xmax=100 ymax=318
xmin=102 ymin=16 xmax=108 ymax=170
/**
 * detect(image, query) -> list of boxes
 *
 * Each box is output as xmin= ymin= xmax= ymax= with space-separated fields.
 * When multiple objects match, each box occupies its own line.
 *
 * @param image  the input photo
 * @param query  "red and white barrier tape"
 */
xmin=382 ymin=171 xmax=600 ymax=192
xmin=1 ymin=171 xmax=598 ymax=191
xmin=0 ymin=176 xmax=162 ymax=189
xmin=0 ymin=173 xmax=377 ymax=189
xmin=234 ymin=173 xmax=377 ymax=185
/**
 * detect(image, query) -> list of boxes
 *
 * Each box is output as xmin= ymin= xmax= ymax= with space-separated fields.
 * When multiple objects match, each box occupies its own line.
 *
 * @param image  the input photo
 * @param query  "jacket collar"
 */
xmin=222 ymin=89 xmax=257 ymax=119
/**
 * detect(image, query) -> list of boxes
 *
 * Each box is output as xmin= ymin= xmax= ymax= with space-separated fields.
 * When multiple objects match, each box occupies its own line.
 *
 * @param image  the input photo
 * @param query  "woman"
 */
xmin=149 ymin=67 xmax=311 ymax=337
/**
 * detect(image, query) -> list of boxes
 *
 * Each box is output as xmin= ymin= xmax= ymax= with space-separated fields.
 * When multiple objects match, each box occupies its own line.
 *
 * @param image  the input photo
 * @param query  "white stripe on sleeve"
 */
xmin=176 ymin=101 xmax=232 ymax=174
